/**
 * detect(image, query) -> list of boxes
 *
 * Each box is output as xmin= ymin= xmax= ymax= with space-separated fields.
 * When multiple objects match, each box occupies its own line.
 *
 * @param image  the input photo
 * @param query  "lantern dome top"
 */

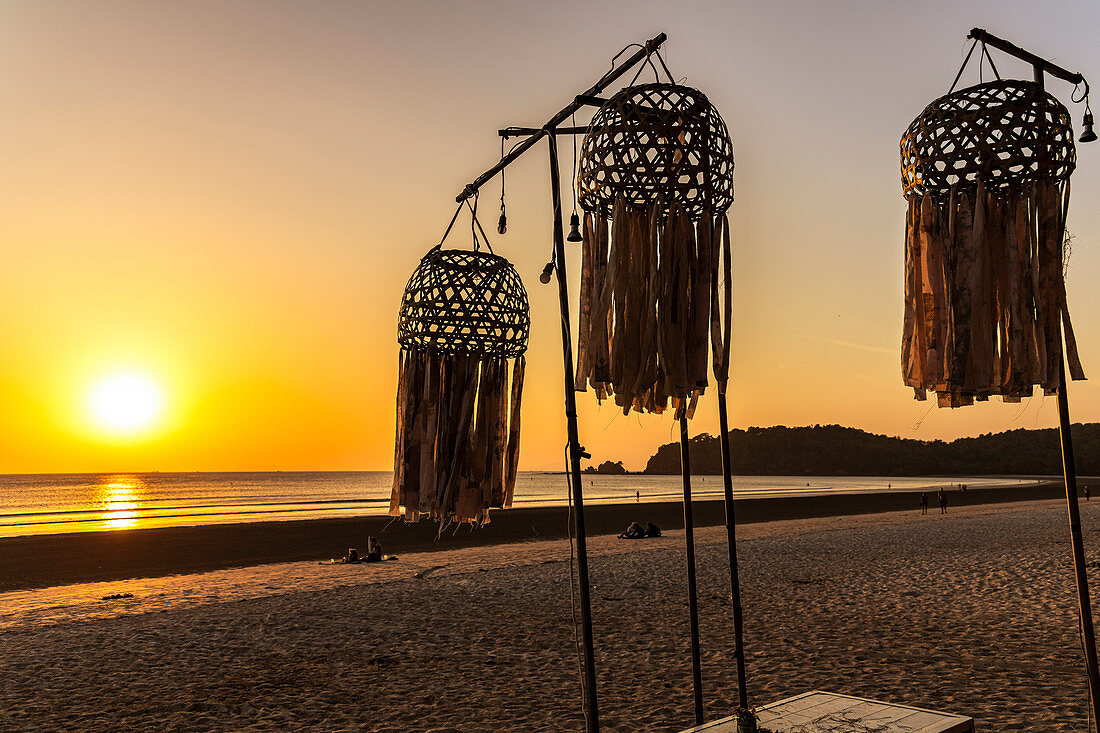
xmin=901 ymin=79 xmax=1076 ymax=200
xmin=398 ymin=248 xmax=529 ymax=359
xmin=577 ymin=83 xmax=734 ymax=220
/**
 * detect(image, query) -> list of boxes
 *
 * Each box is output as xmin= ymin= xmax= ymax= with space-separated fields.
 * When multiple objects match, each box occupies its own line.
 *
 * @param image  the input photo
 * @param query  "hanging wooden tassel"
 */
xmin=574 ymin=83 xmax=735 ymax=417
xmin=391 ymin=248 xmax=529 ymax=525
xmin=900 ymin=80 xmax=1083 ymax=406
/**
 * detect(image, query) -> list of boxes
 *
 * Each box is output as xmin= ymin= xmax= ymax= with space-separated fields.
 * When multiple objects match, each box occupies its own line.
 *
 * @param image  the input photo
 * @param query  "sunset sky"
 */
xmin=4 ymin=1 xmax=1100 ymax=473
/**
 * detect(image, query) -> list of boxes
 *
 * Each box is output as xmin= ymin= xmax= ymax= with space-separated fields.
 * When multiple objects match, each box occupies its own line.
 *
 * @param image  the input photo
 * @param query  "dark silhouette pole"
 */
xmin=454 ymin=36 xmax=669 ymax=733
xmin=965 ymin=28 xmax=1098 ymax=729
xmin=1029 ymin=53 xmax=1100 ymax=732
xmin=680 ymin=416 xmax=704 ymax=725
xmin=717 ymin=390 xmax=749 ymax=709
xmin=547 ymin=133 xmax=600 ymax=733
xmin=1056 ymin=343 xmax=1100 ymax=731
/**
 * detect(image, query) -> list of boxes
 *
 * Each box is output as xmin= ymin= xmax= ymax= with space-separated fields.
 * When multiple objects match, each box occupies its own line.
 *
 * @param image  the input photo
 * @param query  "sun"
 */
xmin=87 ymin=372 xmax=165 ymax=434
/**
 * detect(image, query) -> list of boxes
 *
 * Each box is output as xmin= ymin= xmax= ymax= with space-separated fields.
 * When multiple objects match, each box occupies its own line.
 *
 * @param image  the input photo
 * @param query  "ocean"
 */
xmin=0 ymin=472 xmax=1044 ymax=538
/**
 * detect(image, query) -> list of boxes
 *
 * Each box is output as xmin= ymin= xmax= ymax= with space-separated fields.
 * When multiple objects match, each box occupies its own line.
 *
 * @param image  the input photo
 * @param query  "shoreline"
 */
xmin=0 ymin=480 xmax=1067 ymax=593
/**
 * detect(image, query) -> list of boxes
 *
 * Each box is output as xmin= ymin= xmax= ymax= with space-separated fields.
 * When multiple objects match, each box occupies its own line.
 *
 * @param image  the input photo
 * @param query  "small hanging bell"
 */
xmin=566 ymin=213 xmax=583 ymax=242
xmin=1080 ymin=111 xmax=1097 ymax=143
xmin=539 ymin=261 xmax=554 ymax=284
xmin=497 ymin=212 xmax=508 ymax=235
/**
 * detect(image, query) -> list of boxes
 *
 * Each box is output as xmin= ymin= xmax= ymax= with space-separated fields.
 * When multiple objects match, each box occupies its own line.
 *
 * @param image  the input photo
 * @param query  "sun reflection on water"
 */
xmin=96 ymin=476 xmax=145 ymax=529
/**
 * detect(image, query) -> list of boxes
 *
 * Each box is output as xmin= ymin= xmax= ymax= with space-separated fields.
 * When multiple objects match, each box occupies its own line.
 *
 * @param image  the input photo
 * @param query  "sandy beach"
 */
xmin=2 ymin=495 xmax=1099 ymax=731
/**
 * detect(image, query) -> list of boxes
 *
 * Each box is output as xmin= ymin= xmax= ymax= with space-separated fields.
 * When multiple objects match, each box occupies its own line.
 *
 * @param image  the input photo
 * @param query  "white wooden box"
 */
xmin=680 ymin=690 xmax=975 ymax=732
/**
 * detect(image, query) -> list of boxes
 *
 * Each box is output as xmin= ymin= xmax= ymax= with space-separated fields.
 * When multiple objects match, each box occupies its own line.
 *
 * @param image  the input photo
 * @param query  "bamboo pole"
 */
xmin=717 ymin=390 xmax=749 ymax=709
xmin=451 ymin=35 xmax=669 ymax=732
xmin=456 ymin=34 xmax=666 ymax=203
xmin=1027 ymin=52 xmax=1098 ymax=732
xmin=680 ymin=416 xmax=704 ymax=725
xmin=1056 ymin=329 xmax=1100 ymax=731
xmin=969 ymin=28 xmax=1084 ymax=85
xmin=548 ymin=133 xmax=600 ymax=733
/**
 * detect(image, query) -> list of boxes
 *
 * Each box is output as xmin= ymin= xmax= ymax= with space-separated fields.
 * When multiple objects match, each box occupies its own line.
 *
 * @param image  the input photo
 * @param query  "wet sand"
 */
xmin=2 ymin=495 xmax=1099 ymax=731
xmin=0 ymin=480 xmax=1064 ymax=592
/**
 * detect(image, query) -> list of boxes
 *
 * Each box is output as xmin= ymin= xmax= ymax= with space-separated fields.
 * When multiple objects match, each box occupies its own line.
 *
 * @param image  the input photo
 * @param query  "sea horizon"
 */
xmin=0 ymin=470 xmax=1054 ymax=539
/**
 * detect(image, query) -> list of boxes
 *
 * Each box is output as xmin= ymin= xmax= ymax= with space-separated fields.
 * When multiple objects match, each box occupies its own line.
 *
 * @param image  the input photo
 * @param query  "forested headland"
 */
xmin=642 ymin=424 xmax=1100 ymax=475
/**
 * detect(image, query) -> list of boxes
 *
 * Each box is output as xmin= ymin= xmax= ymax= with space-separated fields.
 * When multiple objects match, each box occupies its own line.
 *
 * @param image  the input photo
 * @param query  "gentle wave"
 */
xmin=0 ymin=497 xmax=391 ymax=521
xmin=0 ymin=472 xmax=1044 ymax=538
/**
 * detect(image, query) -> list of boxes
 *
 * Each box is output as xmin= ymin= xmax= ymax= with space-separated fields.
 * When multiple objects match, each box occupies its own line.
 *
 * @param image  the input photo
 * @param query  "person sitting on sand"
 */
xmin=332 ymin=542 xmax=396 ymax=565
xmin=365 ymin=536 xmax=383 ymax=562
xmin=618 ymin=521 xmax=645 ymax=539
xmin=645 ymin=522 xmax=661 ymax=538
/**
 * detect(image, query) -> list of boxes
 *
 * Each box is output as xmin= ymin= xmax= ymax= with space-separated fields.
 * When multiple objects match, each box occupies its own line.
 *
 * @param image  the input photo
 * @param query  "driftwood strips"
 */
xmin=574 ymin=83 xmax=735 ymax=419
xmin=390 ymin=248 xmax=529 ymax=525
xmin=900 ymin=80 xmax=1084 ymax=406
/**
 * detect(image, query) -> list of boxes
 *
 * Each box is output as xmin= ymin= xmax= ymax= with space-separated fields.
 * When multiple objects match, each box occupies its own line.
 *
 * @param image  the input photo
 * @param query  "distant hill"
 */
xmin=642 ymin=423 xmax=1100 ymax=476
xmin=583 ymin=460 xmax=628 ymax=475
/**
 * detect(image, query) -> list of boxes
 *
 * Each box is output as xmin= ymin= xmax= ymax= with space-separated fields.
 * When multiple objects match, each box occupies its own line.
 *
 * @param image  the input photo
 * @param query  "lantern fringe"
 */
xmin=575 ymin=196 xmax=733 ymax=419
xmin=902 ymin=179 xmax=1084 ymax=407
xmin=390 ymin=350 xmax=524 ymax=525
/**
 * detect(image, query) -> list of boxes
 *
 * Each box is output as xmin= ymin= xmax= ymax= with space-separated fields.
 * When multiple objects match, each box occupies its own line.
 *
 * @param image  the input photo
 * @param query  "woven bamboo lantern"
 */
xmin=390 ymin=247 xmax=529 ymax=524
xmin=574 ymin=83 xmax=735 ymax=419
xmin=900 ymin=79 xmax=1085 ymax=407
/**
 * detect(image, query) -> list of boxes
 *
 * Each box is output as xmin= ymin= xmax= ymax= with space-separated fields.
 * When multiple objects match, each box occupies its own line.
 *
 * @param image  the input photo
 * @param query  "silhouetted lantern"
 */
xmin=390 ymin=247 xmax=529 ymax=525
xmin=573 ymin=83 xmax=735 ymax=419
xmin=900 ymin=79 xmax=1085 ymax=407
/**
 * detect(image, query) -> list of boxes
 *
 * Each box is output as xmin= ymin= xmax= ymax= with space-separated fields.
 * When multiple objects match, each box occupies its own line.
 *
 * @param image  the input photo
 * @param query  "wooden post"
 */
xmin=547 ymin=133 xmax=600 ymax=733
xmin=968 ymin=28 xmax=1084 ymax=85
xmin=717 ymin=390 xmax=749 ymax=709
xmin=457 ymin=33 xmax=666 ymax=204
xmin=1031 ymin=65 xmax=1100 ymax=731
xmin=451 ymin=35 xmax=670 ymax=732
xmin=680 ymin=416 xmax=704 ymax=725
xmin=1057 ymin=343 xmax=1100 ymax=731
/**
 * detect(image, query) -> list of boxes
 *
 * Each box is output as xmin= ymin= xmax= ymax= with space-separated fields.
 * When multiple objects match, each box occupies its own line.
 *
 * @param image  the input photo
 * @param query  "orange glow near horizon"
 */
xmin=3 ymin=2 xmax=1100 ymax=474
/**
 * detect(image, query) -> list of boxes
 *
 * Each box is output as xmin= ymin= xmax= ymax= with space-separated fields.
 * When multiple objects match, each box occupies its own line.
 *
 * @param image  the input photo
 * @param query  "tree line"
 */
xmin=642 ymin=423 xmax=1100 ymax=475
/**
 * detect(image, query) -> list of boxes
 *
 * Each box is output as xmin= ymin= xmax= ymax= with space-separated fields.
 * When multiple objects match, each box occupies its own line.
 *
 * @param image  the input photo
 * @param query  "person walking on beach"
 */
xmin=1086 ymin=485 xmax=1091 ymax=502
xmin=938 ymin=488 xmax=948 ymax=514
xmin=636 ymin=490 xmax=640 ymax=503
xmin=920 ymin=492 xmax=929 ymax=515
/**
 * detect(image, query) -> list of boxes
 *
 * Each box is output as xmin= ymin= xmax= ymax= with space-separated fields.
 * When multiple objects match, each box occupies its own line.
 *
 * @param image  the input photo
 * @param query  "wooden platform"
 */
xmin=681 ymin=691 xmax=975 ymax=732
